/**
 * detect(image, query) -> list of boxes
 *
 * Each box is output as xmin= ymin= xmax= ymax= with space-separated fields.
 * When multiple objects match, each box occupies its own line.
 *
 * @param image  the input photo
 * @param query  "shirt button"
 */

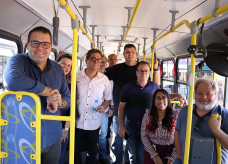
xmin=87 ymin=104 xmax=88 ymax=105
xmin=85 ymin=119 xmax=86 ymax=120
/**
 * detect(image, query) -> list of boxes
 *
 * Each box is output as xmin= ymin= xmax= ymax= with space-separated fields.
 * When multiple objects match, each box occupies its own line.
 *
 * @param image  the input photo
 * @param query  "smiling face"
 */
xmin=85 ymin=52 xmax=102 ymax=72
xmin=58 ymin=57 xmax=72 ymax=75
xmin=27 ymin=31 xmax=52 ymax=68
xmin=195 ymin=82 xmax=218 ymax=111
xmin=155 ymin=91 xmax=168 ymax=111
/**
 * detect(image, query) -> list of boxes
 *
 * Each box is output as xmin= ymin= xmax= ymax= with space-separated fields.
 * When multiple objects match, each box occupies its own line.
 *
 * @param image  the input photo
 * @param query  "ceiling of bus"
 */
xmin=0 ymin=0 xmax=227 ymax=60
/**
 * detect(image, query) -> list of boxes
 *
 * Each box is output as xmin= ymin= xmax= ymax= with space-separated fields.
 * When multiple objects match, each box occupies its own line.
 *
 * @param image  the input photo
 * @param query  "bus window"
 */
xmin=163 ymin=60 xmax=174 ymax=80
xmin=178 ymin=58 xmax=202 ymax=82
xmin=214 ymin=73 xmax=225 ymax=106
xmin=178 ymin=83 xmax=188 ymax=97
xmin=0 ymin=38 xmax=18 ymax=93
xmin=178 ymin=58 xmax=188 ymax=81
xmin=49 ymin=51 xmax=56 ymax=61
xmin=163 ymin=81 xmax=174 ymax=94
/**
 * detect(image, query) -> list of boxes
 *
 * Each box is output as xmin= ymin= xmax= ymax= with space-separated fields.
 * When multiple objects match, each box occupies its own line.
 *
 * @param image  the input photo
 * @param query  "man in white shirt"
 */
xmin=75 ymin=49 xmax=111 ymax=164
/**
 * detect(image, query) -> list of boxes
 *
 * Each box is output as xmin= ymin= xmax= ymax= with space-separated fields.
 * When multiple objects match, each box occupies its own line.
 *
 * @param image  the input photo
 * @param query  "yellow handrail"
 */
xmin=194 ymin=4 xmax=228 ymax=26
xmin=183 ymin=33 xmax=196 ymax=164
xmin=150 ymin=51 xmax=155 ymax=81
xmin=57 ymin=0 xmax=94 ymax=44
xmin=171 ymin=100 xmax=183 ymax=108
xmin=124 ymin=0 xmax=142 ymax=40
xmin=68 ymin=28 xmax=78 ymax=164
xmin=155 ymin=20 xmax=190 ymax=43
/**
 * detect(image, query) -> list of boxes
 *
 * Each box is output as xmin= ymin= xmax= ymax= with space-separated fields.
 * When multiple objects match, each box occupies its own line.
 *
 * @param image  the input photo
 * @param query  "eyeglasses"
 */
xmin=89 ymin=57 xmax=102 ymax=63
xmin=137 ymin=70 xmax=150 ymax=74
xmin=194 ymin=116 xmax=203 ymax=131
xmin=196 ymin=92 xmax=214 ymax=97
xmin=30 ymin=41 xmax=51 ymax=49
xmin=155 ymin=96 xmax=167 ymax=101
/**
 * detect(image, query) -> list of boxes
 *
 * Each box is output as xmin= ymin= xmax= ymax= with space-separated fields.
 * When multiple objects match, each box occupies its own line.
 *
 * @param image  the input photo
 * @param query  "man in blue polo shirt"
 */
xmin=4 ymin=26 xmax=70 ymax=164
xmin=175 ymin=76 xmax=228 ymax=164
xmin=118 ymin=61 xmax=186 ymax=164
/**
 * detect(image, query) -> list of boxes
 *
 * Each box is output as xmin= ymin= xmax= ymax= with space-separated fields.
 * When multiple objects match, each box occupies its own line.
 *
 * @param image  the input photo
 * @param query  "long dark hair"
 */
xmin=146 ymin=89 xmax=176 ymax=133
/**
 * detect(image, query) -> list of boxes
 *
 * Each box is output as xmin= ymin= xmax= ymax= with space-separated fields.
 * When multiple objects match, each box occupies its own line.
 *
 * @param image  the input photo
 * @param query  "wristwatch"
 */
xmin=153 ymin=67 xmax=159 ymax=71
xmin=64 ymin=127 xmax=69 ymax=131
xmin=59 ymin=100 xmax=65 ymax=108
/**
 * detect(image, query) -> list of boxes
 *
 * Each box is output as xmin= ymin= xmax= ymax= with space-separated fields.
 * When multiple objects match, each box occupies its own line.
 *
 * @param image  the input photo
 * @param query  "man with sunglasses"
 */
xmin=175 ymin=76 xmax=228 ymax=164
xmin=4 ymin=26 xmax=70 ymax=164
xmin=75 ymin=49 xmax=111 ymax=164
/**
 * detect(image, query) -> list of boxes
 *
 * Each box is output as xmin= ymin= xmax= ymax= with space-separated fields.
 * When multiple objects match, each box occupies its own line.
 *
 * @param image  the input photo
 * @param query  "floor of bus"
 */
xmin=63 ymin=131 xmax=127 ymax=164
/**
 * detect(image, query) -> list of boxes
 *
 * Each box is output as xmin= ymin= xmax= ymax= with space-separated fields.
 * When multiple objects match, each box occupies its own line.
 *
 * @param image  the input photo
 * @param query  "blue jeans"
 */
xmin=59 ymin=130 xmax=69 ymax=164
xmin=125 ymin=118 xmax=144 ymax=164
xmin=110 ymin=116 xmax=130 ymax=164
xmin=99 ymin=111 xmax=109 ymax=159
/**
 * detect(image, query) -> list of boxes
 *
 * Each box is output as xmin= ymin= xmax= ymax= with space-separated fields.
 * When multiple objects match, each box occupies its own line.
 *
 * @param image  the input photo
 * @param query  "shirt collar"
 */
xmin=135 ymin=80 xmax=150 ymax=88
xmin=82 ymin=69 xmax=101 ymax=79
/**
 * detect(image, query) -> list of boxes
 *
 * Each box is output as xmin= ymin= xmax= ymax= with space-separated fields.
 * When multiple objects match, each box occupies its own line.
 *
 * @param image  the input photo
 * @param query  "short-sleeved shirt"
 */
xmin=105 ymin=62 xmax=138 ymax=116
xmin=76 ymin=70 xmax=112 ymax=130
xmin=4 ymin=53 xmax=71 ymax=148
xmin=175 ymin=104 xmax=228 ymax=164
xmin=120 ymin=81 xmax=159 ymax=122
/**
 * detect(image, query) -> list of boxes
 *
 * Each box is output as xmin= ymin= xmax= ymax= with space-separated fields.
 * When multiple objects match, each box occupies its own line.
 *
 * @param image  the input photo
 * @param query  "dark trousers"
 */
xmin=74 ymin=128 xmax=99 ymax=164
xmin=41 ymin=140 xmax=61 ymax=164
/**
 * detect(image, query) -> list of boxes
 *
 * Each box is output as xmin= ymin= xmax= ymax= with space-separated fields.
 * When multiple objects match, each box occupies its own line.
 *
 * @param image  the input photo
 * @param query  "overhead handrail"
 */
xmin=124 ymin=0 xmax=142 ymax=40
xmin=194 ymin=4 xmax=228 ymax=26
xmin=150 ymin=20 xmax=190 ymax=81
xmin=57 ymin=0 xmax=94 ymax=45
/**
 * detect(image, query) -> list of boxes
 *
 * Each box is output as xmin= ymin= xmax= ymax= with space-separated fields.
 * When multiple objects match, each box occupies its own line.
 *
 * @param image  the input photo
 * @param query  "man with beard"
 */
xmin=174 ymin=76 xmax=228 ymax=164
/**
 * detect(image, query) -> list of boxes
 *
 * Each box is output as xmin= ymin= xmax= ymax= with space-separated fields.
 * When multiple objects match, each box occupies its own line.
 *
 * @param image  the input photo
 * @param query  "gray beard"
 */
xmin=196 ymin=101 xmax=217 ymax=111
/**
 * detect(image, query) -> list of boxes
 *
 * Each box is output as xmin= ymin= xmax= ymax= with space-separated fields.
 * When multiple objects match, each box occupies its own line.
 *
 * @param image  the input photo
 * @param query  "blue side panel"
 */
xmin=1 ymin=94 xmax=36 ymax=164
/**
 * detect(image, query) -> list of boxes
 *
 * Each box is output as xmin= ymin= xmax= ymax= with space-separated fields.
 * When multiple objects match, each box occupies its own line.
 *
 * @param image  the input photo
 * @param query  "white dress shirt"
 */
xmin=76 ymin=70 xmax=112 ymax=130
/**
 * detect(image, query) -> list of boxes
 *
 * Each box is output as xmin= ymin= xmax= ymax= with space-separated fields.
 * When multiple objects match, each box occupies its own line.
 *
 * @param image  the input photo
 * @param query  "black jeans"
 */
xmin=74 ymin=128 xmax=99 ymax=164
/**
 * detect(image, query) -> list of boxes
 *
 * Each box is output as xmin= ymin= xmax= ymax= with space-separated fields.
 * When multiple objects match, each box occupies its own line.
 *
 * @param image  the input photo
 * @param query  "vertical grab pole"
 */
xmin=69 ymin=18 xmax=79 ymax=164
xmin=36 ymin=94 xmax=42 ymax=164
xmin=183 ymin=32 xmax=197 ymax=164
xmin=214 ymin=113 xmax=221 ymax=164
xmin=150 ymin=41 xmax=157 ymax=82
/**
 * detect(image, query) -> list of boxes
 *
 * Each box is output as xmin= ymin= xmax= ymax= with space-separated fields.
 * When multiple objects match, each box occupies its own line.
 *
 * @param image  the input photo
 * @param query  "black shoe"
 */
xmin=99 ymin=158 xmax=110 ymax=164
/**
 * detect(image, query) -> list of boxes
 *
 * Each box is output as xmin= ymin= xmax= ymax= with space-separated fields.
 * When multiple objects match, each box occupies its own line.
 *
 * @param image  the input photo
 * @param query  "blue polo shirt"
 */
xmin=120 ymin=81 xmax=159 ymax=122
xmin=176 ymin=104 xmax=228 ymax=164
xmin=4 ymin=53 xmax=70 ymax=148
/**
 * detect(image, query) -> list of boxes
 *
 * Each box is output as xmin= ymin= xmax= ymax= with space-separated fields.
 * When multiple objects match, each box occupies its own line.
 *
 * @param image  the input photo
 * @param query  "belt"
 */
xmin=127 ymin=117 xmax=142 ymax=125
